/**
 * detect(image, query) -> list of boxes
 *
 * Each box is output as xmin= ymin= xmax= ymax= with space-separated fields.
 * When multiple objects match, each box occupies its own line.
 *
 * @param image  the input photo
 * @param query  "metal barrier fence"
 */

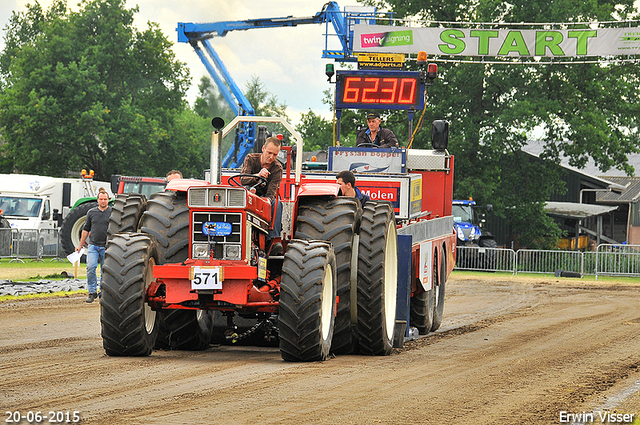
xmin=456 ymin=246 xmax=516 ymax=273
xmin=455 ymin=244 xmax=640 ymax=279
xmin=0 ymin=228 xmax=64 ymax=262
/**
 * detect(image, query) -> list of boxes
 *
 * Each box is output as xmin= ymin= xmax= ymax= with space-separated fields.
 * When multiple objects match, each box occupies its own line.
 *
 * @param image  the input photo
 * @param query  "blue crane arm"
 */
xmin=177 ymin=2 xmax=388 ymax=167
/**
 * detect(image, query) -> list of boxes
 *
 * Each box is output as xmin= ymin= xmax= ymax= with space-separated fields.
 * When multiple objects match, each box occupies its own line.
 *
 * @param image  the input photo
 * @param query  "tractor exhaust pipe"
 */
xmin=210 ymin=117 xmax=225 ymax=184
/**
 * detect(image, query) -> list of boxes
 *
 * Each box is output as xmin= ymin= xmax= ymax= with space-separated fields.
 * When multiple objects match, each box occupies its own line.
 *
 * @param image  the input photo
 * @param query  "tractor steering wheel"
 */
xmin=357 ymin=143 xmax=379 ymax=148
xmin=228 ymin=174 xmax=268 ymax=192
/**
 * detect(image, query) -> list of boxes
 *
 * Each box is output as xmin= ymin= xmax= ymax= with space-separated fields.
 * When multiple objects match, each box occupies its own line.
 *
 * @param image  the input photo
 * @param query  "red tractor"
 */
xmin=100 ymin=116 xmax=455 ymax=362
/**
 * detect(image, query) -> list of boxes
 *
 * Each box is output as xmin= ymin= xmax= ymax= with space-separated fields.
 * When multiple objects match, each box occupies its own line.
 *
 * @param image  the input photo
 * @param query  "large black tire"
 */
xmin=410 ymin=253 xmax=436 ymax=335
xmin=139 ymin=191 xmax=189 ymax=264
xmin=59 ymin=201 xmax=97 ymax=255
xmin=100 ymin=233 xmax=159 ymax=356
xmin=155 ymin=309 xmax=214 ymax=351
xmin=357 ymin=201 xmax=398 ymax=356
xmin=278 ymin=240 xmax=337 ymax=362
xmin=138 ymin=191 xmax=212 ymax=350
xmin=294 ymin=197 xmax=360 ymax=355
xmin=431 ymin=248 xmax=447 ymax=332
xmin=107 ymin=194 xmax=147 ymax=238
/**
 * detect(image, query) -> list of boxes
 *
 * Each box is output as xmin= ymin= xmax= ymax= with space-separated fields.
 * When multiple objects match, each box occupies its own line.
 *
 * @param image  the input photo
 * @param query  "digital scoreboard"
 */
xmin=335 ymin=70 xmax=425 ymax=111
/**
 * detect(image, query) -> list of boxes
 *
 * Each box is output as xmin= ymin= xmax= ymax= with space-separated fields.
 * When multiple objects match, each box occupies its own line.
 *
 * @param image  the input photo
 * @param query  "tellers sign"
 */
xmin=335 ymin=70 xmax=425 ymax=110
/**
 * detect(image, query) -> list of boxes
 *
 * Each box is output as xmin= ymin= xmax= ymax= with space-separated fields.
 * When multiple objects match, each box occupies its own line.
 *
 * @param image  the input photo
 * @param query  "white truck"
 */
xmin=0 ymin=173 xmax=112 ymax=258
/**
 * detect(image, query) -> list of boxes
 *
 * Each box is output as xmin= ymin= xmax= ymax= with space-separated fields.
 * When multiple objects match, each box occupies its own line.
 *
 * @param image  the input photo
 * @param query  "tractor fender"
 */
xmin=165 ymin=178 xmax=209 ymax=192
xmin=296 ymin=182 xmax=340 ymax=198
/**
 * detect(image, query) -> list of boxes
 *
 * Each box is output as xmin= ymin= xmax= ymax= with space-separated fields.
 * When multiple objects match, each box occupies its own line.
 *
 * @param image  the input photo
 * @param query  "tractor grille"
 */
xmin=188 ymin=187 xmax=246 ymax=208
xmin=192 ymin=212 xmax=243 ymax=260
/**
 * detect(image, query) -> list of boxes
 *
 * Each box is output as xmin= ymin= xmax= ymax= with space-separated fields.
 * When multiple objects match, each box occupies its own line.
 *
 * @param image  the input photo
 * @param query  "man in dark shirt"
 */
xmin=240 ymin=137 xmax=283 ymax=254
xmin=76 ymin=190 xmax=112 ymax=303
xmin=356 ymin=112 xmax=399 ymax=148
xmin=336 ymin=170 xmax=370 ymax=208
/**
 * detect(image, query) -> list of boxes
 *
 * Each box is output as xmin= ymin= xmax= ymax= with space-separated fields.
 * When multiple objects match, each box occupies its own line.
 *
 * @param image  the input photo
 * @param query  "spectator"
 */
xmin=76 ymin=190 xmax=112 ymax=303
xmin=356 ymin=112 xmax=399 ymax=148
xmin=240 ymin=136 xmax=283 ymax=254
xmin=336 ymin=170 xmax=370 ymax=208
xmin=166 ymin=169 xmax=183 ymax=182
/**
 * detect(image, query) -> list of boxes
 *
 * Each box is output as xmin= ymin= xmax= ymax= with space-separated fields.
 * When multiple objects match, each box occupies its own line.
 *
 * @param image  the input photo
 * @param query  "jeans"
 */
xmin=86 ymin=244 xmax=105 ymax=295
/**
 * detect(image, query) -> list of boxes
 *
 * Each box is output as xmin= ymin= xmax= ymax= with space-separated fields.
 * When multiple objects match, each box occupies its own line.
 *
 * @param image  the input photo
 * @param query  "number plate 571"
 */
xmin=190 ymin=266 xmax=223 ymax=290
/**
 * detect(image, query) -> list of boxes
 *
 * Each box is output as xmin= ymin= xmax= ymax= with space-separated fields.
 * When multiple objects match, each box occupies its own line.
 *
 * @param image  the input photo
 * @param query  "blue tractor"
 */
xmin=452 ymin=199 xmax=497 ymax=269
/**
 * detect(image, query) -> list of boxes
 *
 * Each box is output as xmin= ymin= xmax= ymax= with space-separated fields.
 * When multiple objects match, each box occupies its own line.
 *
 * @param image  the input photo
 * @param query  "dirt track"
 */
xmin=2 ymin=275 xmax=640 ymax=425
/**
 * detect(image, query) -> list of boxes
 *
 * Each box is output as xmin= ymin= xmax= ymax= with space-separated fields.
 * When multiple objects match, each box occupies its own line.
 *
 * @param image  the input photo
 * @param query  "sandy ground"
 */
xmin=1 ymin=274 xmax=640 ymax=425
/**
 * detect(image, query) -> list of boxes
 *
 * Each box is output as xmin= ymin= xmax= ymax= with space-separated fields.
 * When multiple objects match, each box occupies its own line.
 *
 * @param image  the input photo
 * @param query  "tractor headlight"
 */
xmin=193 ymin=243 xmax=209 ymax=259
xmin=456 ymin=226 xmax=465 ymax=240
xmin=224 ymin=244 xmax=241 ymax=260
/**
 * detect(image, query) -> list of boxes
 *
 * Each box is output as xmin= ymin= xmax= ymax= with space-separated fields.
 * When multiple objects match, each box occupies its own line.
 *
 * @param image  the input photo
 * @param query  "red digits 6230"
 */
xmin=342 ymin=76 xmax=417 ymax=105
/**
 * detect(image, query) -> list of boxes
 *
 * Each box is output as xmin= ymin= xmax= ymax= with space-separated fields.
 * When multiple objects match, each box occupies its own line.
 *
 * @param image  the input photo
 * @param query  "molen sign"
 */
xmin=354 ymin=25 xmax=640 ymax=57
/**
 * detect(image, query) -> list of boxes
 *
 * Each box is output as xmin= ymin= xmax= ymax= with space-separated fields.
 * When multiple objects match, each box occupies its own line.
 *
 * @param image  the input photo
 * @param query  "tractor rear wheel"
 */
xmin=107 ymin=194 xmax=147 ymax=238
xmin=155 ymin=309 xmax=214 ymax=351
xmin=139 ymin=191 xmax=189 ymax=264
xmin=101 ymin=233 xmax=159 ymax=356
xmin=294 ymin=197 xmax=360 ymax=355
xmin=279 ymin=240 xmax=336 ymax=362
xmin=357 ymin=201 xmax=398 ymax=356
xmin=431 ymin=250 xmax=447 ymax=332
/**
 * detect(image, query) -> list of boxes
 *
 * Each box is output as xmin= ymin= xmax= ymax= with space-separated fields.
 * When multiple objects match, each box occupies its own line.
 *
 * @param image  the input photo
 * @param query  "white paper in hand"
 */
xmin=67 ymin=248 xmax=85 ymax=264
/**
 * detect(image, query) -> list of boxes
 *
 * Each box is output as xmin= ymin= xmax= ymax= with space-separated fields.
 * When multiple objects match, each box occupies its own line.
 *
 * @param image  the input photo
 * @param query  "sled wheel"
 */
xmin=431 ymin=248 xmax=447 ymax=332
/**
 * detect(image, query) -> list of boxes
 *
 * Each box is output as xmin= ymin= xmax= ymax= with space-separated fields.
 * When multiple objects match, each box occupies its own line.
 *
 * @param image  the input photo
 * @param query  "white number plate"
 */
xmin=190 ymin=266 xmax=223 ymax=290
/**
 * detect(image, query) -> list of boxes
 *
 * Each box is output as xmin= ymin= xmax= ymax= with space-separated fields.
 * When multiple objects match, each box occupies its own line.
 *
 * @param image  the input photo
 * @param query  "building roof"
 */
xmin=523 ymin=140 xmax=640 ymax=178
xmin=521 ymin=143 xmax=626 ymax=191
xmin=544 ymin=201 xmax=618 ymax=219
xmin=596 ymin=176 xmax=640 ymax=204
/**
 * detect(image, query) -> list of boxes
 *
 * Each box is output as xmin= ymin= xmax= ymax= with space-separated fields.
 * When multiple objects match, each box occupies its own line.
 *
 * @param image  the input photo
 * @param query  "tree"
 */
xmin=295 ymin=109 xmax=333 ymax=151
xmin=0 ymin=0 xmax=198 ymax=180
xmin=193 ymin=75 xmax=234 ymax=124
xmin=368 ymin=0 xmax=640 ymax=248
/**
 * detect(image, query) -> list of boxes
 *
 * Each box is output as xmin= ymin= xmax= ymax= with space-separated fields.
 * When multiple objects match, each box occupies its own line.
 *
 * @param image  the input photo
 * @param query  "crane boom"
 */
xmin=177 ymin=2 xmax=391 ymax=168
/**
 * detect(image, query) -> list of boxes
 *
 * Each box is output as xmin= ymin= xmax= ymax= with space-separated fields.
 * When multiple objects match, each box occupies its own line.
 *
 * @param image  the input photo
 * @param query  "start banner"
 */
xmin=354 ymin=24 xmax=640 ymax=58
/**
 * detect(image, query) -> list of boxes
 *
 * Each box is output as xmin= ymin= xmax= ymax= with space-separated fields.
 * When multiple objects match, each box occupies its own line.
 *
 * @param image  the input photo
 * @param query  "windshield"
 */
xmin=0 ymin=197 xmax=42 ymax=218
xmin=122 ymin=182 xmax=166 ymax=198
xmin=452 ymin=205 xmax=474 ymax=223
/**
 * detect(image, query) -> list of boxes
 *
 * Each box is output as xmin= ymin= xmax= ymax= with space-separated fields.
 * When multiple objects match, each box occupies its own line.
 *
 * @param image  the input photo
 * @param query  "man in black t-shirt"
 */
xmin=76 ymin=190 xmax=112 ymax=303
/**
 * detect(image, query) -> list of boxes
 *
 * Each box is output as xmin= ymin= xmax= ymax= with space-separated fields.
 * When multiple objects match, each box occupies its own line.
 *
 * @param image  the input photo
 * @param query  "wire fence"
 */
xmin=455 ymin=244 xmax=640 ymax=279
xmin=0 ymin=228 xmax=65 ymax=263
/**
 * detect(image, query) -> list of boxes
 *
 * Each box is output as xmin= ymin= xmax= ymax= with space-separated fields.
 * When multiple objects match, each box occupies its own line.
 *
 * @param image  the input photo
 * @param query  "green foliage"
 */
xmin=295 ymin=109 xmax=333 ymax=152
xmin=0 ymin=0 xmax=204 ymax=180
xmin=193 ymin=75 xmax=234 ymax=123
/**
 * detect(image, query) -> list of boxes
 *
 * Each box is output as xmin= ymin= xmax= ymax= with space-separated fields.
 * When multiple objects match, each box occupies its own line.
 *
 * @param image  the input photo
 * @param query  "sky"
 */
xmin=0 ymin=0 xmax=347 ymax=125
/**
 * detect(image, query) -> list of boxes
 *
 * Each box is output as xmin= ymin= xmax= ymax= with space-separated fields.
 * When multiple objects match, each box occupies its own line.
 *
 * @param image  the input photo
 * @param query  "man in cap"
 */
xmin=356 ymin=112 xmax=399 ymax=148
